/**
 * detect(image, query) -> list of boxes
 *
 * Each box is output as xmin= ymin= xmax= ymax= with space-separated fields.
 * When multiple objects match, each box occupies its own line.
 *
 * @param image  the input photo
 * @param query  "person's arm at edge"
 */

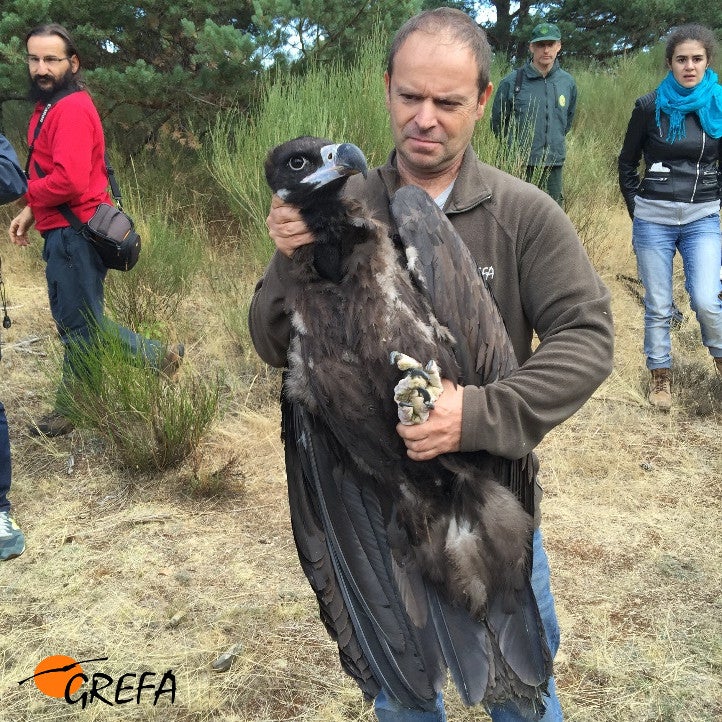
xmin=248 ymin=251 xmax=296 ymax=368
xmin=0 ymin=134 xmax=27 ymax=205
xmin=2 ymin=132 xmax=32 ymax=245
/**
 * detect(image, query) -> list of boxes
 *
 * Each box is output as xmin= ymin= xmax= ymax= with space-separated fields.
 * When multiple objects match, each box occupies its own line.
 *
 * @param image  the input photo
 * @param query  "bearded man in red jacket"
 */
xmin=6 ymin=24 xmax=183 ymax=437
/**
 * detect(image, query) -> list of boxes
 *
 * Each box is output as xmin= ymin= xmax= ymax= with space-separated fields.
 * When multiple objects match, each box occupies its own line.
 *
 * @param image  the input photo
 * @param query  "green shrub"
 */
xmin=103 ymin=193 xmax=205 ymax=335
xmin=58 ymin=327 xmax=221 ymax=472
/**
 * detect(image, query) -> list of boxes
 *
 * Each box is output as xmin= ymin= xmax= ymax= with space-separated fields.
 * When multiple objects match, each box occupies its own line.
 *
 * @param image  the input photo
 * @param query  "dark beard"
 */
xmin=28 ymin=67 xmax=78 ymax=104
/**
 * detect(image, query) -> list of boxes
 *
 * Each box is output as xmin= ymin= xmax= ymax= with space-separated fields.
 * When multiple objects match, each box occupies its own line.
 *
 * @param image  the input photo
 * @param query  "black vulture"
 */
xmin=263 ymin=136 xmax=552 ymax=717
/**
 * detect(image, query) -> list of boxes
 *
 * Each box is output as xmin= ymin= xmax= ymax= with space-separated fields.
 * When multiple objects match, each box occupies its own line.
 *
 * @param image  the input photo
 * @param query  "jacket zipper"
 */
xmin=690 ymin=132 xmax=705 ymax=201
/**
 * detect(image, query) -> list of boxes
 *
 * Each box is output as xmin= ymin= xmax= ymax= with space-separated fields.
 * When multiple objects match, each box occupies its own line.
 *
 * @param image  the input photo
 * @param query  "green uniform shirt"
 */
xmin=491 ymin=59 xmax=577 ymax=166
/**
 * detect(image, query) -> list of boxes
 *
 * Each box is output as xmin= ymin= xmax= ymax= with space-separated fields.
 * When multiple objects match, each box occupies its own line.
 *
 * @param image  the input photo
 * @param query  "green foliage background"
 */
xmin=1 ymin=2 xmax=720 ymax=150
xmin=0 ymin=0 xmax=420 ymax=149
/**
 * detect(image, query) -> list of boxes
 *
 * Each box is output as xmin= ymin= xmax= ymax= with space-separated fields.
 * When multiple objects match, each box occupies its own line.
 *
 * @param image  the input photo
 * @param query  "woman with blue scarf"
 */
xmin=619 ymin=23 xmax=722 ymax=410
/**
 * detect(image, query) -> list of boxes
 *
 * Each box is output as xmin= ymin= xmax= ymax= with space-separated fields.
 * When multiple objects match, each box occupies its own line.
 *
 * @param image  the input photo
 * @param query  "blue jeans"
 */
xmin=632 ymin=214 xmax=722 ymax=369
xmin=0 ymin=401 xmax=12 ymax=513
xmin=42 ymin=226 xmax=162 ymax=408
xmin=374 ymin=529 xmax=563 ymax=721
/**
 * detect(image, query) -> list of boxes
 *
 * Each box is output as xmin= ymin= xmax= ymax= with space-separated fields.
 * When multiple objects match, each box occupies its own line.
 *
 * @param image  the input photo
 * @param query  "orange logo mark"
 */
xmin=32 ymin=655 xmax=85 ymax=698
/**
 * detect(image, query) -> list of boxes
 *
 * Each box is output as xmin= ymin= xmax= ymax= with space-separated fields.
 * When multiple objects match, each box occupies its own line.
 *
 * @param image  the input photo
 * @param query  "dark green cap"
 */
xmin=530 ymin=23 xmax=561 ymax=43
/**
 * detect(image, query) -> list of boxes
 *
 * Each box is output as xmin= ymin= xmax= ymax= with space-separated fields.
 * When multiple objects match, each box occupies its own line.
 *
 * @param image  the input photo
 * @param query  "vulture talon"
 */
xmin=405 ymin=368 xmax=431 ymax=382
xmin=391 ymin=352 xmax=443 ymax=424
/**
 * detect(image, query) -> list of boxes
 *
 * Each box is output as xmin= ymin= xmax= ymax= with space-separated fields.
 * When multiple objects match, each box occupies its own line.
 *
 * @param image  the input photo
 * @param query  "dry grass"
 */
xmin=0 ymin=206 xmax=720 ymax=721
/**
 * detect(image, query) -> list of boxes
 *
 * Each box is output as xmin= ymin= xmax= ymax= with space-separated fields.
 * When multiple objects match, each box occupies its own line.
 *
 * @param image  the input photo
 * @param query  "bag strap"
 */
xmin=57 ymin=201 xmax=84 ymax=231
xmin=513 ymin=66 xmax=525 ymax=95
xmin=32 ymin=160 xmax=84 ymax=232
xmin=104 ymin=156 xmax=124 ymax=211
xmin=25 ymin=88 xmax=125 ymax=215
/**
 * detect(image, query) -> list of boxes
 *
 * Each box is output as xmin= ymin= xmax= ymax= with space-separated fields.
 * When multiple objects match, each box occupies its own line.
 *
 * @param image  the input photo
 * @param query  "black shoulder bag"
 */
xmin=26 ymin=94 xmax=141 ymax=271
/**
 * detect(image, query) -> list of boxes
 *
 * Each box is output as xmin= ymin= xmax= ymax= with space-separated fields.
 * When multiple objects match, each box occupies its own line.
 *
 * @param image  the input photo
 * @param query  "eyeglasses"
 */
xmin=26 ymin=55 xmax=71 ymax=67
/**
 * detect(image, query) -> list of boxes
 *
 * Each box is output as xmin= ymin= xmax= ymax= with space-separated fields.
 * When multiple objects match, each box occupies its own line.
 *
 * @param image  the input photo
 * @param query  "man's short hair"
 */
xmin=386 ymin=8 xmax=492 ymax=98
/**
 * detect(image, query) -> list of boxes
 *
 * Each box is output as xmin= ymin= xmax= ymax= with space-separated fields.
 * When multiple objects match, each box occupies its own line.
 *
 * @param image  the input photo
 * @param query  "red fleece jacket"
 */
xmin=25 ymin=90 xmax=111 ymax=232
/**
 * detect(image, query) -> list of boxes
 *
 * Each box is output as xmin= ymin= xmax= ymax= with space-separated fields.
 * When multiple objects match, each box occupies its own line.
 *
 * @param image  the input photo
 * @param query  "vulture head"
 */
xmin=264 ymin=136 xmax=371 ymax=283
xmin=265 ymin=136 xmax=368 ymax=207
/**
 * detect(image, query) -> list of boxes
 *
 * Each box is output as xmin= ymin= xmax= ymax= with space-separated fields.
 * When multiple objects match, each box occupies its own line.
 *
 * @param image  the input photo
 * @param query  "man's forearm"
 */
xmin=248 ymin=251 xmax=295 ymax=368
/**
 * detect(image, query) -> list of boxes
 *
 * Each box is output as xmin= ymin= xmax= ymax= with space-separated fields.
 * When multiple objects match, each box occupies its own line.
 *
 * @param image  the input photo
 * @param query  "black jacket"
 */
xmin=618 ymin=91 xmax=721 ymax=218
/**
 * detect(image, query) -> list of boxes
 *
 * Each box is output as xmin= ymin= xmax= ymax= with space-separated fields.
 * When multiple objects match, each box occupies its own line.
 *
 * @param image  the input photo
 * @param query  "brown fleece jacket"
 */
xmin=249 ymin=146 xmax=613 ymax=464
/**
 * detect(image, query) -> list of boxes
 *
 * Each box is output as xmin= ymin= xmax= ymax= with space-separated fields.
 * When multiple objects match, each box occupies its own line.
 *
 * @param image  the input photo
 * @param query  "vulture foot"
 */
xmin=390 ymin=352 xmax=443 ymax=425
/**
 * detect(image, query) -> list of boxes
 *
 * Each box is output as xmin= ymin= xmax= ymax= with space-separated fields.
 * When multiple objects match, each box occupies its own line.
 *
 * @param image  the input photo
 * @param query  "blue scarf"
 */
xmin=655 ymin=68 xmax=722 ymax=143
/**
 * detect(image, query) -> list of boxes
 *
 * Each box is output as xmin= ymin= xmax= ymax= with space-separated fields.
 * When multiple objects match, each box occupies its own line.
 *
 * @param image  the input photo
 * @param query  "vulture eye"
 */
xmin=288 ymin=156 xmax=309 ymax=171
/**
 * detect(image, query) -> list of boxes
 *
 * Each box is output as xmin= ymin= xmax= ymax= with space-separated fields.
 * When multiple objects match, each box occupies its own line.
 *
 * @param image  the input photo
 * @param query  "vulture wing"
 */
xmin=390 ymin=185 xmax=517 ymax=386
xmin=390 ymin=184 xmax=537 ymax=515
xmin=283 ymin=392 xmax=448 ymax=710
xmin=390 ymin=185 xmax=552 ymax=711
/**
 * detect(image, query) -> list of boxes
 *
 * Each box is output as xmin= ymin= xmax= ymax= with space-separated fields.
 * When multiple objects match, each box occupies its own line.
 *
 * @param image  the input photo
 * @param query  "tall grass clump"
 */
xmin=103 ymin=193 xmax=205 ymax=335
xmin=57 ymin=326 xmax=221 ymax=472
xmin=208 ymin=31 xmax=392 ymax=268
xmin=575 ymin=45 xmax=668 ymax=145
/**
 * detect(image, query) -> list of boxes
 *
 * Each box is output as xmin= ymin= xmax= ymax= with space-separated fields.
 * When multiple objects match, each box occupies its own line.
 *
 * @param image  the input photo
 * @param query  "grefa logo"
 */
xmin=18 ymin=655 xmax=176 ymax=709
xmin=559 ymin=94 xmax=566 ymax=108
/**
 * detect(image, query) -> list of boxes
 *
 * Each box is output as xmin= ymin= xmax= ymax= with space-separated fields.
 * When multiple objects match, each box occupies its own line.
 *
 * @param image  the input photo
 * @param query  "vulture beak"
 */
xmin=302 ymin=143 xmax=368 ymax=189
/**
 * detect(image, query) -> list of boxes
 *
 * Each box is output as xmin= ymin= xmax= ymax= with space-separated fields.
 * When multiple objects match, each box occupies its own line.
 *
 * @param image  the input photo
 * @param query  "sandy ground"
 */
xmin=0 ymin=208 xmax=720 ymax=721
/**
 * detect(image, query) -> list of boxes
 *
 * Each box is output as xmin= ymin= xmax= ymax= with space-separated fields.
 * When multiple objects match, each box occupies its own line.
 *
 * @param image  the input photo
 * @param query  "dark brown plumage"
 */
xmin=265 ymin=136 xmax=552 ymax=716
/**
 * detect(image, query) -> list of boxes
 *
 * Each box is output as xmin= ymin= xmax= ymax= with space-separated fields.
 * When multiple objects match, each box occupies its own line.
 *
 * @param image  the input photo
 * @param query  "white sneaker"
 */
xmin=0 ymin=511 xmax=25 ymax=560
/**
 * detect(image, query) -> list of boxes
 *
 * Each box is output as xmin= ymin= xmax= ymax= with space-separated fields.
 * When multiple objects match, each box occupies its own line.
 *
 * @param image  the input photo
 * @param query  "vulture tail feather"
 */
xmin=425 ymin=582 xmax=492 ymax=706
xmin=486 ymin=577 xmax=553 ymax=690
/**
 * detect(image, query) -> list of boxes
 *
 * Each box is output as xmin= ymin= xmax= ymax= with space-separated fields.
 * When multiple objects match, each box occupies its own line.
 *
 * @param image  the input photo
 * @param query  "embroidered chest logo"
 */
xmin=559 ymin=94 xmax=566 ymax=108
xmin=479 ymin=265 xmax=495 ymax=282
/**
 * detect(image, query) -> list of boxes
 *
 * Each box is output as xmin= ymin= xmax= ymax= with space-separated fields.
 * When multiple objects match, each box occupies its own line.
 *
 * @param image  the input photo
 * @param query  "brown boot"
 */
xmin=648 ymin=368 xmax=672 ymax=411
xmin=160 ymin=343 xmax=185 ymax=379
xmin=29 ymin=411 xmax=75 ymax=437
